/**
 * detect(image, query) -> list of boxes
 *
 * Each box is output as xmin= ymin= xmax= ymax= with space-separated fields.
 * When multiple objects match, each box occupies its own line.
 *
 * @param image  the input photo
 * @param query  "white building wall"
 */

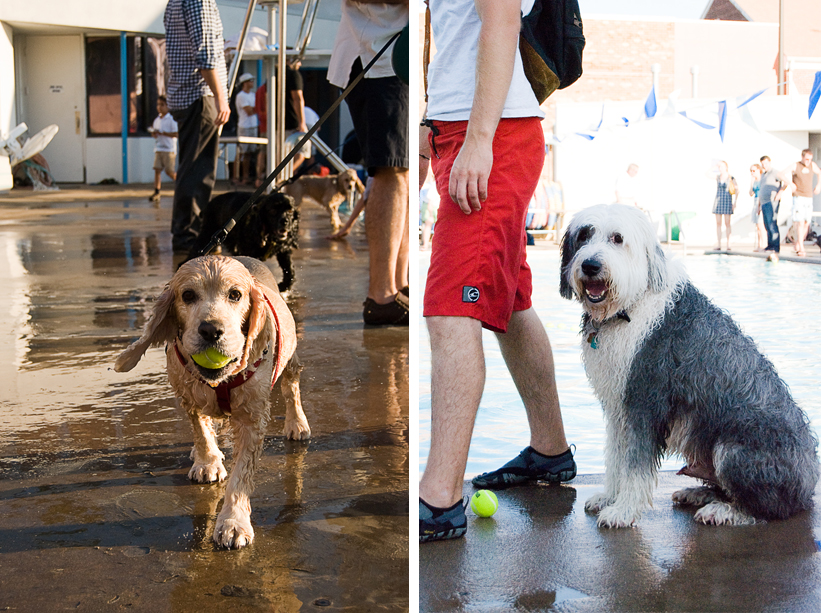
xmin=673 ymin=20 xmax=779 ymax=99
xmin=86 ymin=137 xmax=232 ymax=184
xmin=0 ymin=1 xmax=166 ymax=34
xmin=0 ymin=23 xmax=15 ymax=190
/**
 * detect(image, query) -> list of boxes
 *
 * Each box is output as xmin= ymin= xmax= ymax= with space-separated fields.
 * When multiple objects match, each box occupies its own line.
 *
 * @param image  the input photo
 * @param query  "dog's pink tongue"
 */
xmin=586 ymin=280 xmax=607 ymax=298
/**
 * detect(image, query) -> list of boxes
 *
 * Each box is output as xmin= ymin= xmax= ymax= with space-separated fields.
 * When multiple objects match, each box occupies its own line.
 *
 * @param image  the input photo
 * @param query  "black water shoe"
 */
xmin=419 ymin=497 xmax=467 ymax=543
xmin=471 ymin=446 xmax=576 ymax=489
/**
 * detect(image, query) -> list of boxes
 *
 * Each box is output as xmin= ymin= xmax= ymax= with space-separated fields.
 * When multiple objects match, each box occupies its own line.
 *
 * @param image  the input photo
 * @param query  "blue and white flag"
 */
xmin=717 ymin=100 xmax=728 ymax=142
xmin=644 ymin=85 xmax=657 ymax=118
xmin=737 ymin=88 xmax=766 ymax=109
xmin=809 ymin=71 xmax=821 ymax=119
xmin=679 ymin=111 xmax=714 ymax=131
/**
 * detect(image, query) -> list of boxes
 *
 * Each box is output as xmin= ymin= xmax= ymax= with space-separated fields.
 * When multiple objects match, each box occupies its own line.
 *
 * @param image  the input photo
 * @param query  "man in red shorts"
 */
xmin=419 ymin=0 xmax=576 ymax=543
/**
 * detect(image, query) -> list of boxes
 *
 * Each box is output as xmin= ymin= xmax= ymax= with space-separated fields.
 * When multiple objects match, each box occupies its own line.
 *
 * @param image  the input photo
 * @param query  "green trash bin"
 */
xmin=663 ymin=212 xmax=696 ymax=241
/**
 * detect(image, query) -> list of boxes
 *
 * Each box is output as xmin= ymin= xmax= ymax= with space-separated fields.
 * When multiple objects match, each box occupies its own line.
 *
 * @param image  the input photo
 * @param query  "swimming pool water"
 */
xmin=418 ymin=250 xmax=821 ymax=477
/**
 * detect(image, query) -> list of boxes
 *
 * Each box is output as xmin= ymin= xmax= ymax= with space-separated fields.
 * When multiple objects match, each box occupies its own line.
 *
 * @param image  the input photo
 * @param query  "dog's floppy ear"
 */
xmin=647 ymin=243 xmax=668 ymax=293
xmin=114 ymin=286 xmax=177 ymax=372
xmin=240 ymin=282 xmax=276 ymax=373
xmin=243 ymin=281 xmax=297 ymax=381
xmin=559 ymin=227 xmax=576 ymax=300
xmin=353 ymin=173 xmax=366 ymax=194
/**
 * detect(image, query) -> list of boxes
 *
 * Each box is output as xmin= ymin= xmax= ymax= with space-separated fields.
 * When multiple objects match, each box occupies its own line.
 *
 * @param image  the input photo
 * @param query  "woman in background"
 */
xmin=712 ymin=160 xmax=738 ymax=251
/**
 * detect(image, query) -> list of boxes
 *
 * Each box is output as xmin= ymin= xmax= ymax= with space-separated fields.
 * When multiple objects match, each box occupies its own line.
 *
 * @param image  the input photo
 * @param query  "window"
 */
xmin=85 ymin=36 xmax=166 ymax=136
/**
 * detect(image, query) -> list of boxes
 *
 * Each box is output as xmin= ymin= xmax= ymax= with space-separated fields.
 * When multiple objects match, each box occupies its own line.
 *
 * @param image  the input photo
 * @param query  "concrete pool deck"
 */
xmin=0 ymin=183 xmax=409 ymax=611
xmin=420 ymin=472 xmax=821 ymax=612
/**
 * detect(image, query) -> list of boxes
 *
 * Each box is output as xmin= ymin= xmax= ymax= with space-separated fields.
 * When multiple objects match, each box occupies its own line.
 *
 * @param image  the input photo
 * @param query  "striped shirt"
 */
xmin=164 ymin=0 xmax=228 ymax=111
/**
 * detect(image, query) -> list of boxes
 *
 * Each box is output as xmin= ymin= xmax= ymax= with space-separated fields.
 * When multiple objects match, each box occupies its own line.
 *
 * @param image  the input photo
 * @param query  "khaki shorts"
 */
xmin=153 ymin=151 xmax=176 ymax=176
xmin=285 ymin=129 xmax=312 ymax=159
xmin=237 ymin=126 xmax=258 ymax=153
xmin=791 ymin=196 xmax=814 ymax=223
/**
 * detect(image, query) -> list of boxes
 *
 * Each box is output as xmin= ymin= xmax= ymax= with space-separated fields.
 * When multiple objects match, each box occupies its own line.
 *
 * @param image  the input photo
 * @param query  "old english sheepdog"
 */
xmin=560 ymin=204 xmax=819 ymax=528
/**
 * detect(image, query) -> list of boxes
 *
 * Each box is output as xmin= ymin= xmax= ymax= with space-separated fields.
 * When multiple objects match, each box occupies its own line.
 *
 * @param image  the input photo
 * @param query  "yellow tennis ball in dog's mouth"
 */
xmin=191 ymin=347 xmax=231 ymax=369
xmin=470 ymin=490 xmax=499 ymax=518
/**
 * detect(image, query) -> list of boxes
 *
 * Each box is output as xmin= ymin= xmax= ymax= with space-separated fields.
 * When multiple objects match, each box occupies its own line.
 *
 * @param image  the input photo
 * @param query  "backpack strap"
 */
xmin=423 ymin=0 xmax=431 ymax=103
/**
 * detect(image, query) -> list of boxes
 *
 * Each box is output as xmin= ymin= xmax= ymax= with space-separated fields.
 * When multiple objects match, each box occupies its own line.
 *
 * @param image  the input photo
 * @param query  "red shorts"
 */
xmin=423 ymin=117 xmax=545 ymax=333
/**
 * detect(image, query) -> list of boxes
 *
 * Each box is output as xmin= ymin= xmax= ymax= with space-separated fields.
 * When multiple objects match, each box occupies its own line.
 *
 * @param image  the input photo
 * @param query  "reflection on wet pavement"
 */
xmin=0 ymin=193 xmax=408 ymax=611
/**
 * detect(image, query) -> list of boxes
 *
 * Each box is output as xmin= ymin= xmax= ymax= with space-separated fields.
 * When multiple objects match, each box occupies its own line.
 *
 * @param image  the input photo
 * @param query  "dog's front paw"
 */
xmin=584 ymin=492 xmax=613 ymax=514
xmin=596 ymin=504 xmax=641 ymax=528
xmin=189 ymin=458 xmax=228 ymax=483
xmin=214 ymin=515 xmax=255 ymax=549
xmin=284 ymin=417 xmax=311 ymax=441
xmin=694 ymin=501 xmax=756 ymax=526
xmin=672 ymin=486 xmax=719 ymax=508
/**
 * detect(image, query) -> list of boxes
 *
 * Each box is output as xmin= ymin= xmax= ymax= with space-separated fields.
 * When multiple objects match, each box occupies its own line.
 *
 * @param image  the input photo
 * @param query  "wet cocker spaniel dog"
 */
xmin=115 ymin=256 xmax=310 ymax=549
xmin=283 ymin=168 xmax=365 ymax=232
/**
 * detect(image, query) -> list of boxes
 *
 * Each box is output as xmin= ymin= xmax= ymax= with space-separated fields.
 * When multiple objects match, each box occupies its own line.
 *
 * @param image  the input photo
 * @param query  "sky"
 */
xmin=578 ymin=0 xmax=710 ymax=19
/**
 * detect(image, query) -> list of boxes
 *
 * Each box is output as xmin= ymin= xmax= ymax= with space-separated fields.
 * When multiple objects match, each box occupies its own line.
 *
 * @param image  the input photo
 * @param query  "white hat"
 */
xmin=238 ymin=73 xmax=254 ymax=85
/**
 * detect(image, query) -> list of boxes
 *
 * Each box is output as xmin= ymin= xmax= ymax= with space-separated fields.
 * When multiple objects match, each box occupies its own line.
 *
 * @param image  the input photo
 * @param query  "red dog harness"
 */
xmin=173 ymin=293 xmax=284 ymax=414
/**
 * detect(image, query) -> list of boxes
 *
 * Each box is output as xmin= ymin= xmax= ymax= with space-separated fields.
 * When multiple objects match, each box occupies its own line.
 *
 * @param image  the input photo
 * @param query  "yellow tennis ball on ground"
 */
xmin=471 ymin=490 xmax=498 ymax=517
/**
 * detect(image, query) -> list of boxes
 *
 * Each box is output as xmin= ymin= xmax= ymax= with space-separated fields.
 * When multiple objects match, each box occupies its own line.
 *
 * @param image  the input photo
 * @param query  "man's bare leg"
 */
xmin=419 ymin=316 xmax=485 ymax=508
xmin=395 ymin=205 xmax=410 ymax=291
xmin=495 ymin=308 xmax=568 ymax=456
xmin=365 ymin=167 xmax=409 ymax=304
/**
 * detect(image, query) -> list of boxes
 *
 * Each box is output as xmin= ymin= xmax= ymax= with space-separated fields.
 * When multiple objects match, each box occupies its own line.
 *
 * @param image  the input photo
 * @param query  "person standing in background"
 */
xmin=328 ymin=0 xmax=410 ymax=326
xmin=255 ymin=59 xmax=311 ymax=186
xmin=149 ymin=95 xmax=178 ymax=203
xmin=758 ymin=155 xmax=782 ymax=255
xmin=749 ymin=163 xmax=765 ymax=251
xmin=164 ymin=0 xmax=230 ymax=253
xmin=777 ymin=149 xmax=821 ymax=257
xmin=234 ymin=73 xmax=258 ymax=185
xmin=615 ymin=163 xmax=640 ymax=208
xmin=711 ymin=161 xmax=737 ymax=251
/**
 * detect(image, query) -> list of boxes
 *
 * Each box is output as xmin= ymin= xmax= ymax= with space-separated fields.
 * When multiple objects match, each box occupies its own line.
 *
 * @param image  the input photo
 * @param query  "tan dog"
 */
xmin=115 ymin=256 xmax=310 ymax=549
xmin=283 ymin=168 xmax=365 ymax=231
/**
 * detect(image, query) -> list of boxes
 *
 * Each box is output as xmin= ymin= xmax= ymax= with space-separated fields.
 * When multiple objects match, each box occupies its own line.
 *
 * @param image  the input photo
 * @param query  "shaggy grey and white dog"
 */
xmin=560 ymin=204 xmax=819 ymax=528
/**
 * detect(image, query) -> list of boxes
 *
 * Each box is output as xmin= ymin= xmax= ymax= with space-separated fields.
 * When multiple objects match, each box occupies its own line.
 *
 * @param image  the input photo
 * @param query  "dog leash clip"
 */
xmin=421 ymin=118 xmax=441 ymax=159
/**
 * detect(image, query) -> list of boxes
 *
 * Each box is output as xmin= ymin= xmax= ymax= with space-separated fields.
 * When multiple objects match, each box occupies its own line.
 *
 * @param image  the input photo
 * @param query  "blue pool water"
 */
xmin=418 ymin=250 xmax=821 ymax=477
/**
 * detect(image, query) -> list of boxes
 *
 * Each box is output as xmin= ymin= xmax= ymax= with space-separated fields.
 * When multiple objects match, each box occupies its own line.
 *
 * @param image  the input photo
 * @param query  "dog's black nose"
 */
xmin=581 ymin=258 xmax=602 ymax=277
xmin=198 ymin=322 xmax=223 ymax=343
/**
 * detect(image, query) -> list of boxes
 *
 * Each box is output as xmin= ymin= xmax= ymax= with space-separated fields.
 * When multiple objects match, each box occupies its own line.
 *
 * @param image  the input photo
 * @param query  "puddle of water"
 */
xmin=419 ymin=250 xmax=821 ymax=477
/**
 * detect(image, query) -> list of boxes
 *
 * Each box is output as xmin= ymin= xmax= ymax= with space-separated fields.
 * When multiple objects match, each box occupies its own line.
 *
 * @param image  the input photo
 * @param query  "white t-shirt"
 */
xmin=426 ymin=0 xmax=543 ymax=121
xmin=152 ymin=113 xmax=178 ymax=153
xmin=327 ymin=1 xmax=408 ymax=88
xmin=615 ymin=173 xmax=639 ymax=206
xmin=304 ymin=106 xmax=320 ymax=129
xmin=236 ymin=89 xmax=258 ymax=129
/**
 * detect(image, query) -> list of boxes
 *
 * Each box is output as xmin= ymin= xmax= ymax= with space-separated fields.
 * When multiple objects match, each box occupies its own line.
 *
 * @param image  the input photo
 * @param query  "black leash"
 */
xmin=196 ymin=30 xmax=403 ymax=258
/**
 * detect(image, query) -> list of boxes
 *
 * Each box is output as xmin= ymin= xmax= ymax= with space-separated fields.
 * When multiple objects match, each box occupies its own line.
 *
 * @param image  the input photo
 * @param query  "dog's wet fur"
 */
xmin=560 ymin=204 xmax=820 ymax=527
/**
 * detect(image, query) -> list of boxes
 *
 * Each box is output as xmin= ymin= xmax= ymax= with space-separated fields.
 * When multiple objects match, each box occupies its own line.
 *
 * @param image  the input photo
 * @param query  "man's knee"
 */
xmin=427 ymin=315 xmax=481 ymax=345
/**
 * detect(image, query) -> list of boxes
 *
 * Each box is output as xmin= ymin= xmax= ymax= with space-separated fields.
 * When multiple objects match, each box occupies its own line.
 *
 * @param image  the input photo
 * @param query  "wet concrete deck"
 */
xmin=420 ymin=236 xmax=821 ymax=612
xmin=0 ymin=184 xmax=408 ymax=611
xmin=420 ymin=473 xmax=821 ymax=612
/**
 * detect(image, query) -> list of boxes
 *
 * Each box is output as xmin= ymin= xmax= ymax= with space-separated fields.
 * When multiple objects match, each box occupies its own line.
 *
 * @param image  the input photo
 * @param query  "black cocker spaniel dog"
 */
xmin=189 ymin=192 xmax=299 ymax=293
